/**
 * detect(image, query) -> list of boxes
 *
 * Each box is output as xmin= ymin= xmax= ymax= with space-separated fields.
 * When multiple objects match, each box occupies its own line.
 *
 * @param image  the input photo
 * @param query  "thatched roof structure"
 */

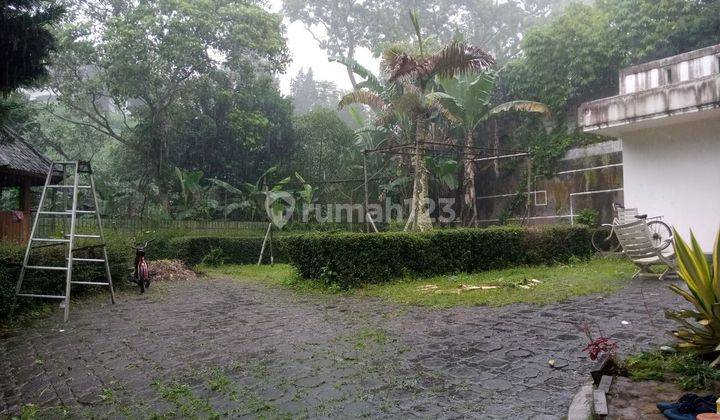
xmin=0 ymin=125 xmax=51 ymax=187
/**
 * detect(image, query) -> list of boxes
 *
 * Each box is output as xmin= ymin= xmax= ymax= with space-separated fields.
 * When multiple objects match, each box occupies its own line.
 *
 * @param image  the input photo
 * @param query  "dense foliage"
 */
xmin=3 ymin=0 xmax=716 ymax=225
xmin=30 ymin=0 xmax=292 ymax=214
xmin=0 ymin=0 xmax=63 ymax=95
xmin=0 ymin=239 xmax=131 ymax=321
xmin=499 ymin=0 xmax=720 ymax=114
xmin=283 ymin=225 xmax=592 ymax=287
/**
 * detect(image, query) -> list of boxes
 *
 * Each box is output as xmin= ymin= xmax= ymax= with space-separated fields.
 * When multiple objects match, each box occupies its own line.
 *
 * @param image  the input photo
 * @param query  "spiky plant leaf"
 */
xmin=667 ymin=228 xmax=720 ymax=357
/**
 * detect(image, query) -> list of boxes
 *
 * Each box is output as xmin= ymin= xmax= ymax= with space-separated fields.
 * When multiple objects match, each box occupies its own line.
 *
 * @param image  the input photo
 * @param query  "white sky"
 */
xmin=267 ymin=0 xmax=380 ymax=95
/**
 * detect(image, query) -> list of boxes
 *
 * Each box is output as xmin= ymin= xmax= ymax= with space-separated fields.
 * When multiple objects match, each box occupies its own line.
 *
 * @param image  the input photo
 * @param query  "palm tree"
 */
xmin=431 ymin=73 xmax=549 ymax=226
xmin=339 ymin=11 xmax=495 ymax=231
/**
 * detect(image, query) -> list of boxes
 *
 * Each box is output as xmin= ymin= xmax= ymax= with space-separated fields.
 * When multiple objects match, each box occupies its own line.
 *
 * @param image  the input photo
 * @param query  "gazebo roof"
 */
xmin=0 ymin=125 xmax=52 ymax=187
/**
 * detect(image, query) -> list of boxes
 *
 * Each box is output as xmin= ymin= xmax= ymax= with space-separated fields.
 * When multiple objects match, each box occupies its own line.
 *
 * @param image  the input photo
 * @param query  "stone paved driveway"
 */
xmin=1 ymin=275 xmax=683 ymax=419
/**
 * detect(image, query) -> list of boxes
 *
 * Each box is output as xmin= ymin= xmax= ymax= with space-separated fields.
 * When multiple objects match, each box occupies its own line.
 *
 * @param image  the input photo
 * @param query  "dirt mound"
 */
xmin=148 ymin=259 xmax=197 ymax=281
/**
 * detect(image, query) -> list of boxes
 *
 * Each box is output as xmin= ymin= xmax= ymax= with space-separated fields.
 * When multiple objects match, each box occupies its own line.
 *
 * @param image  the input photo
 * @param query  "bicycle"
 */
xmin=591 ymin=203 xmax=672 ymax=252
xmin=131 ymin=240 xmax=152 ymax=293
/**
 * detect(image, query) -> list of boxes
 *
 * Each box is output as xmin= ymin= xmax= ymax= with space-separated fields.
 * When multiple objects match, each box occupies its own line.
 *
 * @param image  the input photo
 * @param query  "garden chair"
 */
xmin=613 ymin=204 xmax=640 ymax=224
xmin=614 ymin=219 xmax=677 ymax=280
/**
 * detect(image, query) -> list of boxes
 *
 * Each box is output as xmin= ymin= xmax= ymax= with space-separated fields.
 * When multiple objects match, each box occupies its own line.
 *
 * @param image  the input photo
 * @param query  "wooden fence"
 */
xmin=0 ymin=211 xmax=30 ymax=244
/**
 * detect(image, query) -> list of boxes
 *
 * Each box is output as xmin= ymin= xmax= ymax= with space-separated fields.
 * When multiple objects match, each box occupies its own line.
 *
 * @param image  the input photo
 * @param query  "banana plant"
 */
xmin=430 ymin=73 xmax=550 ymax=226
xmin=209 ymin=178 xmax=251 ymax=219
xmin=665 ymin=228 xmax=720 ymax=365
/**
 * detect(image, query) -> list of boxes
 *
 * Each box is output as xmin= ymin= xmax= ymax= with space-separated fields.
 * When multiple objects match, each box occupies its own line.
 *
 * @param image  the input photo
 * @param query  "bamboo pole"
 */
xmin=363 ymin=151 xmax=370 ymax=233
xmin=257 ymin=222 xmax=272 ymax=265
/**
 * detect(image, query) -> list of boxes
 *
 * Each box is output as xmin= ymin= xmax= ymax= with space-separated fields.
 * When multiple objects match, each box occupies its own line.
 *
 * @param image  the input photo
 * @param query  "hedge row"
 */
xmin=0 ymin=240 xmax=132 ymax=321
xmin=282 ymin=225 xmax=593 ymax=287
xmin=167 ymin=236 xmax=289 ymax=265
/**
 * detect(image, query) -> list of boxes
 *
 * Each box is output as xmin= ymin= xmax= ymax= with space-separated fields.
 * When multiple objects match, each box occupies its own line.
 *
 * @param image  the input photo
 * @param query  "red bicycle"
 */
xmin=132 ymin=240 xmax=152 ymax=293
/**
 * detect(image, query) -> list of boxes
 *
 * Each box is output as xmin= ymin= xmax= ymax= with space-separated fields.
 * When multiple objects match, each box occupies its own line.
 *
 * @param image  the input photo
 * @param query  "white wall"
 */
xmin=622 ymin=117 xmax=720 ymax=252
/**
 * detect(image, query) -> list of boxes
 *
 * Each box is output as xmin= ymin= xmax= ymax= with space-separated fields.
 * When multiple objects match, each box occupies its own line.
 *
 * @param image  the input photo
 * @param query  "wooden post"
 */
xmin=18 ymin=178 xmax=31 ymax=212
xmin=363 ymin=151 xmax=370 ymax=233
xmin=18 ymin=178 xmax=32 ymax=243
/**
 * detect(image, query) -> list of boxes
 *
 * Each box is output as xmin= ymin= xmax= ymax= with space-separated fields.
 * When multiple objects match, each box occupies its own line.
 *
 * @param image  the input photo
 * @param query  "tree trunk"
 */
xmin=461 ymin=130 xmax=478 ymax=226
xmin=404 ymin=118 xmax=433 ymax=231
xmin=345 ymin=45 xmax=358 ymax=88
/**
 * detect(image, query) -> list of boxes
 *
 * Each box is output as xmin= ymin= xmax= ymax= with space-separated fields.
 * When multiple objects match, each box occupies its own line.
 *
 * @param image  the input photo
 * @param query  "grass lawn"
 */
xmin=202 ymin=257 xmax=637 ymax=308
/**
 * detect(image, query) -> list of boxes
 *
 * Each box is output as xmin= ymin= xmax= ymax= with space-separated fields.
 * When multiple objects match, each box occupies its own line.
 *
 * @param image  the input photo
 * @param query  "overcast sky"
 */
xmin=267 ymin=0 xmax=380 ymax=95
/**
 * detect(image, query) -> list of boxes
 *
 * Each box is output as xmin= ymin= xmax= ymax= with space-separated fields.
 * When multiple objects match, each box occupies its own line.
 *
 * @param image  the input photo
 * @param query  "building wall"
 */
xmin=622 ymin=118 xmax=720 ymax=251
xmin=476 ymin=140 xmax=624 ymax=226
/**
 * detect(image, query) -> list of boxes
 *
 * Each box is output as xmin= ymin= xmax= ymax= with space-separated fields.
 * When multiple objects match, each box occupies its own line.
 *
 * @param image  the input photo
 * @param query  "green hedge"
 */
xmin=167 ymin=236 xmax=289 ymax=265
xmin=282 ymin=225 xmax=593 ymax=287
xmin=0 ymin=239 xmax=132 ymax=321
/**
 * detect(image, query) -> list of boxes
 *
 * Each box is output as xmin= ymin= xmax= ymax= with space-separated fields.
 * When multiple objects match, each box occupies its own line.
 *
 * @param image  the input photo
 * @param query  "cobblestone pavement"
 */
xmin=1 ymin=275 xmax=684 ymax=419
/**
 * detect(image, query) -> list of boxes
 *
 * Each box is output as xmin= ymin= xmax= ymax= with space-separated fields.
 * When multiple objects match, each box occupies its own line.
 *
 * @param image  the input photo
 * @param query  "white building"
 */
xmin=579 ymin=44 xmax=720 ymax=252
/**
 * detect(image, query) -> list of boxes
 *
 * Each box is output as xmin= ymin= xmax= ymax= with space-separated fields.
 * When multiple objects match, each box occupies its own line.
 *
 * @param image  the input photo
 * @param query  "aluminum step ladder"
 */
xmin=14 ymin=160 xmax=115 ymax=322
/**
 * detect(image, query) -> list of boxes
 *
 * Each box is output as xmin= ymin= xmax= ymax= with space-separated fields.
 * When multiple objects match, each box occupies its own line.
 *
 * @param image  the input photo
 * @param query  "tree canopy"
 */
xmin=0 ymin=0 xmax=64 ymax=95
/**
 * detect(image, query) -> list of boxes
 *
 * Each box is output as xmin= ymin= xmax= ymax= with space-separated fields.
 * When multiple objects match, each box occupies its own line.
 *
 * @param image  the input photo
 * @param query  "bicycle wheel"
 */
xmin=591 ymin=226 xmax=621 ymax=252
xmin=647 ymin=220 xmax=673 ymax=250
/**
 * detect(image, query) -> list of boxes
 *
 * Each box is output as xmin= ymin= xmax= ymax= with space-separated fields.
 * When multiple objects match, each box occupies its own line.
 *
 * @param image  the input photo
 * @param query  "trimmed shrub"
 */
xmin=168 ymin=236 xmax=289 ymax=266
xmin=0 ymin=238 xmax=132 ymax=321
xmin=283 ymin=225 xmax=593 ymax=287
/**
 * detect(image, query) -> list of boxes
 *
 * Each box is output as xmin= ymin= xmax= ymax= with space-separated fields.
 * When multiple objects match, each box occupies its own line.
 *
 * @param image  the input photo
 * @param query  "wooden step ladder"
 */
xmin=14 ymin=160 xmax=115 ymax=322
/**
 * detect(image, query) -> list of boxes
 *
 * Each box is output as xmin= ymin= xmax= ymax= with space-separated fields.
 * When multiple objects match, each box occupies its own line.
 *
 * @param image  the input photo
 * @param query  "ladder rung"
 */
xmin=38 ymin=211 xmax=72 ymax=216
xmin=76 ymin=210 xmax=96 ymax=214
xmin=71 ymin=258 xmax=105 ymax=262
xmin=71 ymin=281 xmax=109 ymax=286
xmin=25 ymin=265 xmax=68 ymax=271
xmin=65 ymin=234 xmax=101 ymax=239
xmin=17 ymin=293 xmax=66 ymax=299
xmin=47 ymin=185 xmax=92 ymax=189
xmin=32 ymin=238 xmax=70 ymax=243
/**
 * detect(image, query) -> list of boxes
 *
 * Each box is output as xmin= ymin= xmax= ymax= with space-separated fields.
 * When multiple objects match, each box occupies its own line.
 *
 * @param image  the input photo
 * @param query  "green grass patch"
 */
xmin=358 ymin=257 xmax=635 ymax=307
xmin=625 ymin=351 xmax=720 ymax=390
xmin=201 ymin=263 xmax=345 ymax=294
xmin=208 ymin=257 xmax=635 ymax=308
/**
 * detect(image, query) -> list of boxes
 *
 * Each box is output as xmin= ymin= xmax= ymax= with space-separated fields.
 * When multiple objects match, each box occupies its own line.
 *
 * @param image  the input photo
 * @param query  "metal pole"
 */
xmin=362 ymin=151 xmax=370 ymax=233
xmin=64 ymin=161 xmax=80 ymax=322
xmin=14 ymin=162 xmax=55 ymax=303
xmin=526 ymin=155 xmax=532 ymax=222
xmin=89 ymin=164 xmax=115 ymax=304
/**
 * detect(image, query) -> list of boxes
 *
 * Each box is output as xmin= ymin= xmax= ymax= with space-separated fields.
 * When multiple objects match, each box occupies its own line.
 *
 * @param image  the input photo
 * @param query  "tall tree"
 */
xmin=283 ymin=0 xmax=574 ymax=87
xmin=0 ymin=0 xmax=64 ymax=95
xmin=499 ymin=0 xmax=720 ymax=115
xmin=340 ymin=11 xmax=495 ymax=231
xmin=290 ymin=68 xmax=342 ymax=115
xmin=47 ymin=0 xmax=289 ymax=195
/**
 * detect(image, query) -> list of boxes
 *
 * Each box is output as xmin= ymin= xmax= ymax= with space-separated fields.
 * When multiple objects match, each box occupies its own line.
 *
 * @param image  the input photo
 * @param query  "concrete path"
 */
xmin=0 ymin=276 xmax=682 ymax=418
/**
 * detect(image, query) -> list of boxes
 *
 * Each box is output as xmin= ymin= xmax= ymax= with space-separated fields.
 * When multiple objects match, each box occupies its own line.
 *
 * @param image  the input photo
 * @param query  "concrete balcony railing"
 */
xmin=579 ymin=44 xmax=720 ymax=135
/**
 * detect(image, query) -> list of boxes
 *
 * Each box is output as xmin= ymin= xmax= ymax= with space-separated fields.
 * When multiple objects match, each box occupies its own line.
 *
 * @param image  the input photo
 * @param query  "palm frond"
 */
xmin=385 ymin=51 xmax=421 ymax=84
xmin=417 ymin=42 xmax=495 ymax=81
xmin=338 ymin=90 xmax=388 ymax=111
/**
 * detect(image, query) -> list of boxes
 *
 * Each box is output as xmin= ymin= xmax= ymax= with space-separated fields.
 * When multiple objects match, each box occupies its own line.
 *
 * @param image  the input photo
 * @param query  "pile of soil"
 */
xmin=148 ymin=259 xmax=197 ymax=282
